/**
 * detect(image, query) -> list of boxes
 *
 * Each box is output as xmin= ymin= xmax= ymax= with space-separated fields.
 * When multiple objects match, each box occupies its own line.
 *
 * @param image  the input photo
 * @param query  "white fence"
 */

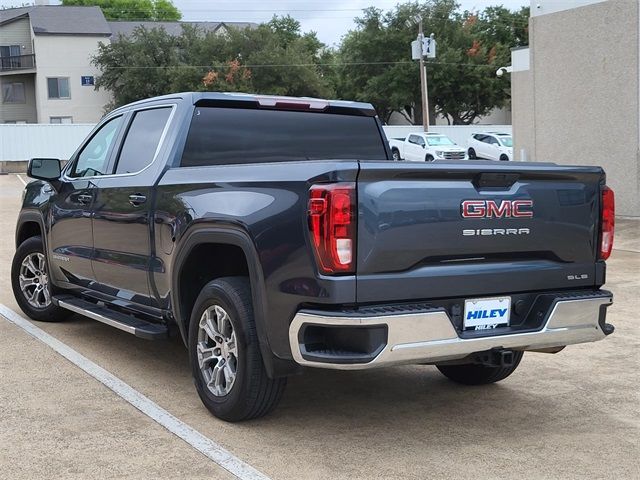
xmin=383 ymin=125 xmax=512 ymax=149
xmin=0 ymin=123 xmax=512 ymax=162
xmin=0 ymin=124 xmax=95 ymax=162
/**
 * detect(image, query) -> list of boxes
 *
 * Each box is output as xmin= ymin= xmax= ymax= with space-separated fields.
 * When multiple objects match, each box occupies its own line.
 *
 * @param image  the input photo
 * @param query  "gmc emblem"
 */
xmin=461 ymin=200 xmax=534 ymax=218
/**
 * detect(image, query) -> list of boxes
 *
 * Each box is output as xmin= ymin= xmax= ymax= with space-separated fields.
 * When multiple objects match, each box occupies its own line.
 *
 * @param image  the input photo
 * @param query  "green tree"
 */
xmin=337 ymin=0 xmax=529 ymax=124
xmin=62 ymin=0 xmax=181 ymax=21
xmin=92 ymin=16 xmax=334 ymax=110
xmin=93 ymin=27 xmax=180 ymax=109
xmin=227 ymin=18 xmax=333 ymax=97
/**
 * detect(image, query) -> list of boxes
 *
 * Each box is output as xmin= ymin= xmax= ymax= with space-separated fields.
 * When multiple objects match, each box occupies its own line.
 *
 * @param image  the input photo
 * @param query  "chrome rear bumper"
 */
xmin=289 ymin=293 xmax=613 ymax=370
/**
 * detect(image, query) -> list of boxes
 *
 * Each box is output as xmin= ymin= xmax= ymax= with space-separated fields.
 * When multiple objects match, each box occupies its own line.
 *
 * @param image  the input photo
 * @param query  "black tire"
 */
xmin=468 ymin=148 xmax=477 ymax=159
xmin=188 ymin=277 xmax=286 ymax=422
xmin=11 ymin=236 xmax=69 ymax=322
xmin=425 ymin=154 xmax=435 ymax=162
xmin=391 ymin=148 xmax=401 ymax=161
xmin=436 ymin=351 xmax=524 ymax=385
xmin=500 ymin=154 xmax=509 ymax=161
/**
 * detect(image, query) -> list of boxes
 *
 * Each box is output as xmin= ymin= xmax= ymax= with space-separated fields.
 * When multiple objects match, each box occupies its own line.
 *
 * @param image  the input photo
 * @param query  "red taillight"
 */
xmin=308 ymin=183 xmax=356 ymax=274
xmin=599 ymin=186 xmax=615 ymax=260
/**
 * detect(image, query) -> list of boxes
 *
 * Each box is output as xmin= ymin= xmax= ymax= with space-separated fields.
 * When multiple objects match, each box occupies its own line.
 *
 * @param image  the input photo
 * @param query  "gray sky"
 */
xmin=0 ymin=0 xmax=529 ymax=45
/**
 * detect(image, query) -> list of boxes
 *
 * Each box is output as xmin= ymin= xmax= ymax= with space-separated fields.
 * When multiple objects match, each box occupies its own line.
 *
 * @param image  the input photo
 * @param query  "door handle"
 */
xmin=129 ymin=194 xmax=147 ymax=206
xmin=77 ymin=194 xmax=93 ymax=205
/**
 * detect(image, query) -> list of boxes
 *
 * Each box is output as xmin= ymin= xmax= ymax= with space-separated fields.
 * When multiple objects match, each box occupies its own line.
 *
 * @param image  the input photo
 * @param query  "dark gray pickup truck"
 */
xmin=12 ymin=92 xmax=615 ymax=421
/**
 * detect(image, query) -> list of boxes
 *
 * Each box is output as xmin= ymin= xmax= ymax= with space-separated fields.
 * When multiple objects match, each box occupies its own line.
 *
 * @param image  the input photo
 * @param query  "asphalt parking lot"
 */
xmin=1 ymin=173 xmax=638 ymax=479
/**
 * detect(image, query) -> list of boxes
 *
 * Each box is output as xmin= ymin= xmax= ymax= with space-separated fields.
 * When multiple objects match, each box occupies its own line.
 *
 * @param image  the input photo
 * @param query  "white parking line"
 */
xmin=0 ymin=304 xmax=270 ymax=480
xmin=16 ymin=174 xmax=28 ymax=186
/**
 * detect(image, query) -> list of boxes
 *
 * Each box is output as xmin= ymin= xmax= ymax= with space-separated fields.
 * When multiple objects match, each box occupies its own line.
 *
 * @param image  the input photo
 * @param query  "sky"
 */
xmin=0 ymin=0 xmax=529 ymax=45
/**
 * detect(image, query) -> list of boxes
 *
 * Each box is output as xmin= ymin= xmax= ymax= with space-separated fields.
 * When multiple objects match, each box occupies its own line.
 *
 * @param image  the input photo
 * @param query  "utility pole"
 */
xmin=418 ymin=19 xmax=430 ymax=132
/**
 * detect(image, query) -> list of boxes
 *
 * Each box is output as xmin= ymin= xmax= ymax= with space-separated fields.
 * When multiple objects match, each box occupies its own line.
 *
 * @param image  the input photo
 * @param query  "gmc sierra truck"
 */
xmin=12 ymin=92 xmax=615 ymax=422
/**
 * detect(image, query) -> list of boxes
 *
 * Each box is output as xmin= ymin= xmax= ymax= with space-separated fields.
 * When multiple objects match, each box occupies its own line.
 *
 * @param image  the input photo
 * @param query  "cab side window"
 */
xmin=114 ymin=107 xmax=172 ymax=175
xmin=69 ymin=116 xmax=122 ymax=178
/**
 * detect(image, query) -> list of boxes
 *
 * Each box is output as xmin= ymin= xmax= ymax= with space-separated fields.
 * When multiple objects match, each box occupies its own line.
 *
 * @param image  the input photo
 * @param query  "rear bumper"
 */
xmin=288 ymin=291 xmax=613 ymax=370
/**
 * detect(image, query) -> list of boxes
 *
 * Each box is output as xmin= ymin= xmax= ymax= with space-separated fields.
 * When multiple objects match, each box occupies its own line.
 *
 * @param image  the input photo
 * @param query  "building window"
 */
xmin=4 ymin=120 xmax=27 ymax=124
xmin=47 ymin=77 xmax=70 ymax=99
xmin=50 ymin=116 xmax=73 ymax=124
xmin=0 ymin=45 xmax=22 ymax=69
xmin=2 ymin=82 xmax=25 ymax=103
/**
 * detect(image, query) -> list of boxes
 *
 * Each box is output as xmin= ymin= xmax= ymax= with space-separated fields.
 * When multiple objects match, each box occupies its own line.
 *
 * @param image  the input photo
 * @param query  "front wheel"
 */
xmin=425 ymin=154 xmax=435 ymax=162
xmin=391 ymin=148 xmax=401 ymax=161
xmin=468 ymin=148 xmax=477 ymax=159
xmin=11 ymin=236 xmax=69 ymax=322
xmin=436 ymin=351 xmax=524 ymax=385
xmin=188 ymin=277 xmax=286 ymax=422
xmin=500 ymin=154 xmax=510 ymax=161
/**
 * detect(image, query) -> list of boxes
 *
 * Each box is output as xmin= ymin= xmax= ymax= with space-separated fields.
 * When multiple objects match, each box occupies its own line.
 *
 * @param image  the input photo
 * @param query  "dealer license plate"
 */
xmin=463 ymin=296 xmax=511 ymax=331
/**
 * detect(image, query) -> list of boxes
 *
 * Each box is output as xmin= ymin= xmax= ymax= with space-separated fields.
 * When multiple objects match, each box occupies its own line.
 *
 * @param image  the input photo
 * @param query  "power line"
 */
xmin=100 ymin=60 xmax=503 ymax=69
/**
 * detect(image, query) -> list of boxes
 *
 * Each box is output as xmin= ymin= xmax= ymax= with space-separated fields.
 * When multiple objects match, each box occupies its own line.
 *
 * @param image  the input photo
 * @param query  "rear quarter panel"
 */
xmin=154 ymin=161 xmax=359 ymax=359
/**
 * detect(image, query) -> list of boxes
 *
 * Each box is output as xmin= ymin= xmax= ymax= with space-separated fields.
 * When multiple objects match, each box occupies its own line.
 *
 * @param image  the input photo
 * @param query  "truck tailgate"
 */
xmin=356 ymin=161 xmax=605 ymax=303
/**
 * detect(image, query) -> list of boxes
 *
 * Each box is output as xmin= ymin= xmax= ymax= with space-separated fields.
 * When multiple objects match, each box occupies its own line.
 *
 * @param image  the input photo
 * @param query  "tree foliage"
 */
xmin=62 ymin=0 xmax=181 ymax=21
xmin=93 ymin=16 xmax=334 ymax=110
xmin=337 ymin=1 xmax=529 ymax=124
xmin=92 ymin=1 xmax=529 ymax=124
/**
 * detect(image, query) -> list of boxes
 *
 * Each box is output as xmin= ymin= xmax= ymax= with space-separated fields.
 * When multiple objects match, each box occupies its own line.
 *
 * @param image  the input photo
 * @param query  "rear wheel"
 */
xmin=391 ymin=148 xmax=401 ymax=161
xmin=436 ymin=351 xmax=524 ymax=385
xmin=468 ymin=148 xmax=477 ymax=159
xmin=188 ymin=277 xmax=286 ymax=422
xmin=11 ymin=236 xmax=69 ymax=322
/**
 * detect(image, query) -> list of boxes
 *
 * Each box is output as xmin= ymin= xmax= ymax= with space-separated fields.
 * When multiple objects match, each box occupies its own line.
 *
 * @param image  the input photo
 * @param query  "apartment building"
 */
xmin=0 ymin=6 xmax=113 ymax=124
xmin=0 ymin=5 xmax=257 ymax=124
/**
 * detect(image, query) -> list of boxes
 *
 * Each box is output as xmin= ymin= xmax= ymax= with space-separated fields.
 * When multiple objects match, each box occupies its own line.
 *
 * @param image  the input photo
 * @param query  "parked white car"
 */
xmin=467 ymin=132 xmax=513 ymax=161
xmin=389 ymin=133 xmax=467 ymax=162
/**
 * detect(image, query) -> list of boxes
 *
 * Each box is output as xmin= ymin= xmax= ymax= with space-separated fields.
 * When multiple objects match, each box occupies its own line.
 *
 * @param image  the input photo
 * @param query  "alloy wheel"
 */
xmin=19 ymin=252 xmax=51 ymax=309
xmin=197 ymin=304 xmax=238 ymax=396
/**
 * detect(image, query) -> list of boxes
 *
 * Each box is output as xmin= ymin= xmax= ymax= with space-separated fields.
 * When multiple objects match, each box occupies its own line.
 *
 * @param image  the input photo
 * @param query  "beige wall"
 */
xmin=513 ymin=0 xmax=639 ymax=216
xmin=511 ymin=69 xmax=534 ymax=161
xmin=32 ymin=34 xmax=112 ymax=123
xmin=530 ymin=0 xmax=607 ymax=17
xmin=0 ymin=17 xmax=33 ymax=55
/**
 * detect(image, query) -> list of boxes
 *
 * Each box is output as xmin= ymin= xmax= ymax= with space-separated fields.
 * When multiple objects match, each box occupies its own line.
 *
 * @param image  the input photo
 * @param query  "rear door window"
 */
xmin=180 ymin=107 xmax=387 ymax=166
xmin=114 ymin=107 xmax=172 ymax=174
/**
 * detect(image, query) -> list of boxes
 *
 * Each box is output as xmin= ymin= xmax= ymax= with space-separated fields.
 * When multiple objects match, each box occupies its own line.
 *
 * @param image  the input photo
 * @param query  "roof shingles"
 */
xmin=0 ymin=6 xmax=256 ymax=38
xmin=1 ymin=6 xmax=111 ymax=36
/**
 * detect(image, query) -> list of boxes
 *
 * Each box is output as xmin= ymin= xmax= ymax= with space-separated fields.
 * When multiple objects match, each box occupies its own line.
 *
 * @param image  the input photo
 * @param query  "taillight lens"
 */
xmin=599 ymin=186 xmax=615 ymax=260
xmin=308 ymin=183 xmax=356 ymax=274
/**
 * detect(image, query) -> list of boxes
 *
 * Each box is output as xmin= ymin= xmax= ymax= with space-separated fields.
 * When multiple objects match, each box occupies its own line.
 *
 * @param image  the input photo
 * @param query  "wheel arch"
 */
xmin=15 ymin=212 xmax=45 ymax=249
xmin=171 ymin=226 xmax=276 ymax=376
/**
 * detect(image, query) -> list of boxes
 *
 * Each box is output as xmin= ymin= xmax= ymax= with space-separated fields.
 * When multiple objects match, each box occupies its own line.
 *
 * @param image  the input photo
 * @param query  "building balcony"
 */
xmin=0 ymin=54 xmax=36 ymax=74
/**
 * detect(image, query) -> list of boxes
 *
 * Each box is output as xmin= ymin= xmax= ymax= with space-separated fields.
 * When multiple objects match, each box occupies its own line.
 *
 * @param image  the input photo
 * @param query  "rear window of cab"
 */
xmin=180 ymin=107 xmax=388 ymax=166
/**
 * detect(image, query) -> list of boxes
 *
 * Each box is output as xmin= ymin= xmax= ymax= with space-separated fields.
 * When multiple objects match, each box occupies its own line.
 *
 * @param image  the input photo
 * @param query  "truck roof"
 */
xmin=111 ymin=92 xmax=377 ymax=117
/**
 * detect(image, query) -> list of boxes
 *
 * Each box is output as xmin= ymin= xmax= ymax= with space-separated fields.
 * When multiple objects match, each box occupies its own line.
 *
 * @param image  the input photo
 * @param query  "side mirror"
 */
xmin=28 ymin=158 xmax=61 ymax=181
